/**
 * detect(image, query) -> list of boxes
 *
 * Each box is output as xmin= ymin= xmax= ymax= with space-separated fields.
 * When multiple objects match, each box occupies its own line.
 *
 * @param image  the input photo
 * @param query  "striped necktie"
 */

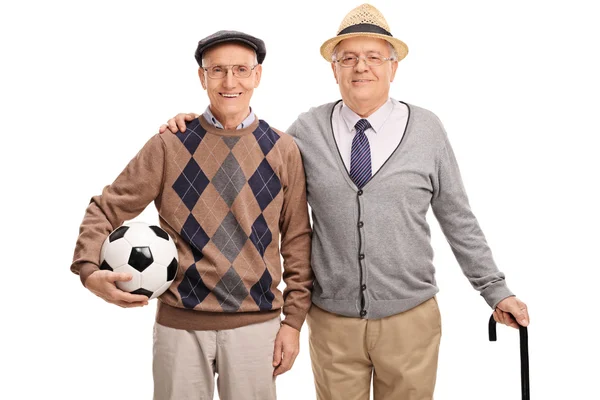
xmin=349 ymin=118 xmax=372 ymax=189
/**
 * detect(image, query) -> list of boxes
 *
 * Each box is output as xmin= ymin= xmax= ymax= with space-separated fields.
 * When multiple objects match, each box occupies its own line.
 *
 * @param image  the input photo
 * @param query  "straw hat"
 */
xmin=320 ymin=4 xmax=408 ymax=62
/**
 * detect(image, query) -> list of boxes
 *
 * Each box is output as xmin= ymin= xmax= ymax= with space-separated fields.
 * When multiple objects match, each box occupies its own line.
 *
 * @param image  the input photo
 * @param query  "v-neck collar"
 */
xmin=326 ymin=100 xmax=412 ymax=192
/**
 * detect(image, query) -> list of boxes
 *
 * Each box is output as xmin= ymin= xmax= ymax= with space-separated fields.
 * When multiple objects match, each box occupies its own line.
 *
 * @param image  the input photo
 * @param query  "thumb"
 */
xmin=185 ymin=113 xmax=197 ymax=121
xmin=273 ymin=337 xmax=282 ymax=366
xmin=112 ymin=272 xmax=132 ymax=283
xmin=509 ymin=301 xmax=529 ymax=327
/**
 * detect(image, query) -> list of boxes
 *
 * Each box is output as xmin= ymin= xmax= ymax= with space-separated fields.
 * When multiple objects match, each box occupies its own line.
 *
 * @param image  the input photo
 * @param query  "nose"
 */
xmin=223 ymin=68 xmax=236 ymax=88
xmin=353 ymin=57 xmax=369 ymax=72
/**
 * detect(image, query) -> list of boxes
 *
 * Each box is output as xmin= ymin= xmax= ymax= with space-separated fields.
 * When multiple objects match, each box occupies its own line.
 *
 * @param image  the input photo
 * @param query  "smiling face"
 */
xmin=331 ymin=36 xmax=398 ymax=116
xmin=199 ymin=42 xmax=262 ymax=128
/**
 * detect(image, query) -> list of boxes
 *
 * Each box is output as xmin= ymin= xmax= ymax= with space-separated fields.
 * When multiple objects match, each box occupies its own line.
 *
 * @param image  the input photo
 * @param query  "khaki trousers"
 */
xmin=307 ymin=298 xmax=442 ymax=400
xmin=152 ymin=317 xmax=280 ymax=400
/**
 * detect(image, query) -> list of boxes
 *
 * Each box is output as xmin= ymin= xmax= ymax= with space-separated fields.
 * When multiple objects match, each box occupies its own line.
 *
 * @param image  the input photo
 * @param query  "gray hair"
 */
xmin=331 ymin=41 xmax=398 ymax=62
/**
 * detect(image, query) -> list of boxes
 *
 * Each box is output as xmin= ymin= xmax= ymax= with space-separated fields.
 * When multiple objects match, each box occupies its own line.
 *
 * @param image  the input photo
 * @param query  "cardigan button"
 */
xmin=357 ymin=190 xmax=363 ymax=196
xmin=359 ymin=254 xmax=365 ymax=260
xmin=360 ymin=310 xmax=367 ymax=317
xmin=358 ymin=221 xmax=364 ymax=228
xmin=361 ymin=284 xmax=367 ymax=291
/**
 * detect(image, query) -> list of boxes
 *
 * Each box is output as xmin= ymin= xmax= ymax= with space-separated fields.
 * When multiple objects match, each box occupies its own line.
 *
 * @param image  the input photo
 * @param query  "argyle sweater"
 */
xmin=71 ymin=117 xmax=313 ymax=331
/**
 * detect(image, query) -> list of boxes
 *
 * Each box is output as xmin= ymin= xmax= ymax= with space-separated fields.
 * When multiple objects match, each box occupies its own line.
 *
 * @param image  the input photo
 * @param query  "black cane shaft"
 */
xmin=519 ymin=326 xmax=530 ymax=400
xmin=488 ymin=315 xmax=530 ymax=400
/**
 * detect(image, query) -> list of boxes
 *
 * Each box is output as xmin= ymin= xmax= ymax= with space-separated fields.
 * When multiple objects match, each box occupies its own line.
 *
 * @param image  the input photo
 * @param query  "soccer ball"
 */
xmin=99 ymin=221 xmax=178 ymax=300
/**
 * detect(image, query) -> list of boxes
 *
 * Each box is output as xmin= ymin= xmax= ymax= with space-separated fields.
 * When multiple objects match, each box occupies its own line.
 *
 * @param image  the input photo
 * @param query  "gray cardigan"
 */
xmin=287 ymin=100 xmax=513 ymax=319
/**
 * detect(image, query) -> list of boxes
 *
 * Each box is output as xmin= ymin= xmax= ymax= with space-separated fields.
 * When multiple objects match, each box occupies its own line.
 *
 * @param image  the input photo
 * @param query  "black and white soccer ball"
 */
xmin=99 ymin=221 xmax=178 ymax=300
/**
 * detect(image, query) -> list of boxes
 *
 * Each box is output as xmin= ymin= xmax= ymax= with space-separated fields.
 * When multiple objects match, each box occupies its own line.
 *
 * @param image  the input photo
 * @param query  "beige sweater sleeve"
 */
xmin=278 ymin=137 xmax=313 ymax=331
xmin=71 ymin=134 xmax=166 ymax=286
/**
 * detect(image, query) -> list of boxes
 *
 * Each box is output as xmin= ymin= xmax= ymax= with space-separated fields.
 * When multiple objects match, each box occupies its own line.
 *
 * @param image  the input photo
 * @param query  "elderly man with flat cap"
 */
xmin=70 ymin=30 xmax=313 ymax=400
xmin=159 ymin=4 xmax=531 ymax=399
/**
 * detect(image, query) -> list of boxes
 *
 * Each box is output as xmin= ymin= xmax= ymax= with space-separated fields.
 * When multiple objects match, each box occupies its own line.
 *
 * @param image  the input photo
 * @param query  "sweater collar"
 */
xmin=198 ymin=114 xmax=260 ymax=137
xmin=202 ymin=106 xmax=256 ymax=130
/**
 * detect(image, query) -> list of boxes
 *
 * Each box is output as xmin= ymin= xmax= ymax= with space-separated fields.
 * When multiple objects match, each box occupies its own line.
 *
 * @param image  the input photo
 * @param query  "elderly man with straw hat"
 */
xmin=159 ymin=4 xmax=530 ymax=399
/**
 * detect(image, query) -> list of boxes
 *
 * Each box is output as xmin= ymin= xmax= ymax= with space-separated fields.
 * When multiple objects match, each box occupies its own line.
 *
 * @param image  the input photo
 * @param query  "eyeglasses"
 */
xmin=334 ymin=55 xmax=396 ymax=68
xmin=202 ymin=64 xmax=258 ymax=79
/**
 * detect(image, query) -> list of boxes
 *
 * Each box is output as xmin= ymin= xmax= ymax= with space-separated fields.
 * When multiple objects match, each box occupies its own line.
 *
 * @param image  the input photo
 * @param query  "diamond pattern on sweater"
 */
xmin=248 ymin=159 xmax=281 ymax=211
xmin=253 ymin=120 xmax=280 ymax=156
xmin=182 ymin=214 xmax=210 ymax=255
xmin=213 ymin=266 xmax=249 ymax=312
xmin=172 ymin=121 xmax=285 ymax=312
xmin=222 ymin=136 xmax=241 ymax=150
xmin=250 ymin=268 xmax=275 ymax=310
xmin=178 ymin=263 xmax=211 ymax=309
xmin=249 ymin=213 xmax=272 ymax=257
xmin=172 ymin=158 xmax=209 ymax=211
xmin=176 ymin=119 xmax=206 ymax=154
xmin=211 ymin=212 xmax=248 ymax=263
xmin=212 ymin=152 xmax=246 ymax=207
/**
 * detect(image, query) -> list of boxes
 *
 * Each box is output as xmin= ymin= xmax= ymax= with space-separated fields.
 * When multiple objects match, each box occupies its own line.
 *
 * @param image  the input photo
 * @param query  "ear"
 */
xmin=198 ymin=68 xmax=207 ymax=90
xmin=331 ymin=62 xmax=339 ymax=84
xmin=253 ymin=64 xmax=262 ymax=88
xmin=389 ymin=60 xmax=399 ymax=82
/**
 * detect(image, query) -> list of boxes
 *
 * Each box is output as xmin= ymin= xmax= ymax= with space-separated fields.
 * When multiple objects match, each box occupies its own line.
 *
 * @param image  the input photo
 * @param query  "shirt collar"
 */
xmin=340 ymin=98 xmax=394 ymax=135
xmin=202 ymin=106 xmax=255 ymax=130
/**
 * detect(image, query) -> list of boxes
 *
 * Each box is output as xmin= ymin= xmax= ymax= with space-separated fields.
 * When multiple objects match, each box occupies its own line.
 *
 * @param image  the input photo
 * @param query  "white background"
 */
xmin=1 ymin=0 xmax=599 ymax=399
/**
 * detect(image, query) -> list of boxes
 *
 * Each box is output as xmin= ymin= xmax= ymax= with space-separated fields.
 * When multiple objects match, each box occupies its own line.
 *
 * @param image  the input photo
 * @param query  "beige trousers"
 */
xmin=307 ymin=298 xmax=442 ymax=400
xmin=152 ymin=317 xmax=280 ymax=400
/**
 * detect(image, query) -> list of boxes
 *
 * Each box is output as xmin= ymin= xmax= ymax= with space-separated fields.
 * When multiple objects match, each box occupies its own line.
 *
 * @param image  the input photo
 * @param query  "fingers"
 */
xmin=109 ymin=287 xmax=148 ymax=305
xmin=88 ymin=271 xmax=149 ymax=307
xmin=273 ymin=364 xmax=286 ymax=376
xmin=494 ymin=308 xmax=520 ymax=329
xmin=273 ymin=345 xmax=299 ymax=377
xmin=176 ymin=119 xmax=187 ymax=132
xmin=174 ymin=113 xmax=192 ymax=133
xmin=107 ymin=291 xmax=149 ymax=307
xmin=161 ymin=112 xmax=199 ymax=134
xmin=114 ymin=299 xmax=149 ymax=308
xmin=160 ymin=112 xmax=198 ymax=135
xmin=499 ymin=298 xmax=530 ymax=327
xmin=272 ymin=338 xmax=283 ymax=367
xmin=110 ymin=272 xmax=133 ymax=282
xmin=167 ymin=118 xmax=180 ymax=134
xmin=504 ymin=313 xmax=520 ymax=329
xmin=117 ymin=291 xmax=150 ymax=305
xmin=493 ymin=309 xmax=500 ymax=324
xmin=104 ymin=278 xmax=149 ymax=306
xmin=512 ymin=299 xmax=529 ymax=327
xmin=495 ymin=297 xmax=530 ymax=328
xmin=273 ymin=353 xmax=297 ymax=376
xmin=107 ymin=292 xmax=149 ymax=307
xmin=522 ymin=307 xmax=530 ymax=326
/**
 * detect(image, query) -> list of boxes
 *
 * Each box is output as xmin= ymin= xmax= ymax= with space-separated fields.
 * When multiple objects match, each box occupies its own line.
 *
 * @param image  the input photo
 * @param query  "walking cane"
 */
xmin=488 ymin=315 xmax=530 ymax=399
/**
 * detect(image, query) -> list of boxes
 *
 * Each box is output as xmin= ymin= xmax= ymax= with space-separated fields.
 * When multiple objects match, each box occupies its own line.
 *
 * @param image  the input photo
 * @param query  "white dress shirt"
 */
xmin=332 ymin=98 xmax=409 ymax=174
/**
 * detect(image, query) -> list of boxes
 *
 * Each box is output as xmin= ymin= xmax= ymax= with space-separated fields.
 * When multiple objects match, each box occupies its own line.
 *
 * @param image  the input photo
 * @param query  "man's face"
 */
xmin=199 ymin=43 xmax=261 ymax=121
xmin=331 ymin=37 xmax=398 ymax=110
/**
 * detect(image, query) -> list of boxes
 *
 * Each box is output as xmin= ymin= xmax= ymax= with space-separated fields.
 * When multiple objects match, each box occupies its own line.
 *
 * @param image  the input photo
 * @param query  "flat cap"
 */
xmin=194 ymin=30 xmax=266 ymax=66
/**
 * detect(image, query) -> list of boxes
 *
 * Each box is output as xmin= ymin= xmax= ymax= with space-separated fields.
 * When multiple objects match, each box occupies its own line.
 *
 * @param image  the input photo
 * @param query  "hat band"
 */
xmin=338 ymin=23 xmax=392 ymax=37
